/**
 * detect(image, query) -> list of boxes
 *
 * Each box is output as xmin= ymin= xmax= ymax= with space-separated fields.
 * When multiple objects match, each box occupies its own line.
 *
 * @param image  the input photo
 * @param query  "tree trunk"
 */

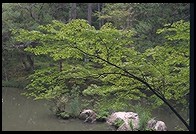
xmin=26 ymin=54 xmax=34 ymax=71
xmin=20 ymin=52 xmax=29 ymax=71
xmin=87 ymin=3 xmax=92 ymax=25
xmin=85 ymin=3 xmax=92 ymax=63
xmin=126 ymin=7 xmax=131 ymax=29
xmin=101 ymin=3 xmax=105 ymax=26
xmin=97 ymin=3 xmax=102 ymax=28
xmin=69 ymin=3 xmax=77 ymax=21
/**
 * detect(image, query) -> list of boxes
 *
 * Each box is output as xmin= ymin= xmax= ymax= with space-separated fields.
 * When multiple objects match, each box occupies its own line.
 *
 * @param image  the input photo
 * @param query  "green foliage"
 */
xmin=23 ymin=66 xmax=83 ymax=117
xmin=95 ymin=109 xmax=110 ymax=122
xmin=114 ymin=118 xmax=124 ymax=128
xmin=95 ymin=3 xmax=133 ymax=29
xmin=13 ymin=19 xmax=141 ymax=109
xmin=97 ymin=3 xmax=189 ymax=52
xmin=157 ymin=20 xmax=190 ymax=41
xmin=49 ymin=85 xmax=83 ymax=118
xmin=145 ymin=20 xmax=189 ymax=108
xmin=58 ymin=111 xmax=70 ymax=119
xmin=141 ymin=44 xmax=189 ymax=108
xmin=15 ymin=19 xmax=189 ymax=107
xmin=83 ymin=84 xmax=143 ymax=112
xmin=12 ymin=19 xmax=189 ymax=128
xmin=134 ymin=104 xmax=152 ymax=131
xmin=68 ymin=85 xmax=82 ymax=118
xmin=2 ymin=3 xmax=98 ymax=86
xmin=22 ymin=67 xmax=67 ymax=100
xmin=1 ymin=3 xmax=190 ymax=131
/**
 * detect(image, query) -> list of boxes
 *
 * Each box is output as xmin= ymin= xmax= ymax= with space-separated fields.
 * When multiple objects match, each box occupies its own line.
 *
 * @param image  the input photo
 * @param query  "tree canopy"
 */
xmin=12 ymin=19 xmax=190 ymax=129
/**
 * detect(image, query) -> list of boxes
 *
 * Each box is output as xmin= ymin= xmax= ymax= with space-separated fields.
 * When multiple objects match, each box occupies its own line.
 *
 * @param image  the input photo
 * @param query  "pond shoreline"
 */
xmin=2 ymin=87 xmax=114 ymax=131
xmin=2 ymin=87 xmax=188 ymax=131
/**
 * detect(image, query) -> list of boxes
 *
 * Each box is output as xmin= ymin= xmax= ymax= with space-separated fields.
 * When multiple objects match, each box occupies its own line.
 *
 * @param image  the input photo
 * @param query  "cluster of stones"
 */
xmin=79 ymin=109 xmax=167 ymax=131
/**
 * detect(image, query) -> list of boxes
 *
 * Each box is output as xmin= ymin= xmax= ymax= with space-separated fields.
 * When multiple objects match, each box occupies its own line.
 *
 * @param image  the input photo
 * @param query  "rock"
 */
xmin=79 ymin=112 xmax=88 ymax=120
xmin=147 ymin=118 xmax=167 ymax=131
xmin=79 ymin=109 xmax=97 ymax=123
xmin=117 ymin=122 xmax=131 ymax=131
xmin=107 ymin=112 xmax=139 ymax=131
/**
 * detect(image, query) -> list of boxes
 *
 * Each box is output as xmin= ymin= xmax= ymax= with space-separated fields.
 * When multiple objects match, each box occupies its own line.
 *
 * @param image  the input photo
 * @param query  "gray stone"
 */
xmin=147 ymin=118 xmax=167 ymax=131
xmin=79 ymin=109 xmax=97 ymax=123
xmin=117 ymin=122 xmax=131 ymax=131
xmin=107 ymin=112 xmax=139 ymax=131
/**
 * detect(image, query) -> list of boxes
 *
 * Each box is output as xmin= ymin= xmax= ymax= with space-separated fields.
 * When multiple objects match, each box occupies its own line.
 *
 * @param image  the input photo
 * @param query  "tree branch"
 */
xmin=72 ymin=45 xmax=190 ymax=130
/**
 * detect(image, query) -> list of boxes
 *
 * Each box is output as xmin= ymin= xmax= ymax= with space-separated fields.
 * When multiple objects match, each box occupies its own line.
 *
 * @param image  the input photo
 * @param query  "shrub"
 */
xmin=134 ymin=104 xmax=152 ymax=131
xmin=96 ymin=110 xmax=110 ymax=122
xmin=68 ymin=85 xmax=82 ymax=118
xmin=59 ymin=111 xmax=70 ymax=119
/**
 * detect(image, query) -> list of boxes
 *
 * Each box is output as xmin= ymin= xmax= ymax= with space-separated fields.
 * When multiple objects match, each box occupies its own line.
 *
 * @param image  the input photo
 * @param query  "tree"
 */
xmin=95 ymin=3 xmax=133 ymax=29
xmin=2 ymin=3 xmax=103 ymax=81
xmin=87 ymin=3 xmax=92 ymax=25
xmin=12 ymin=19 xmax=189 ymax=130
xmin=2 ymin=3 xmax=54 ymax=73
xmin=69 ymin=3 xmax=77 ymax=20
xmin=97 ymin=3 xmax=102 ymax=28
xmin=96 ymin=3 xmax=190 ymax=52
xmin=2 ymin=3 xmax=39 ymax=77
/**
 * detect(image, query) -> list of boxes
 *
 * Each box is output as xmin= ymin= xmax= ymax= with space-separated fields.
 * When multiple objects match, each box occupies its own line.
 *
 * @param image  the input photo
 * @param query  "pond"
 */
xmin=2 ymin=87 xmax=188 ymax=131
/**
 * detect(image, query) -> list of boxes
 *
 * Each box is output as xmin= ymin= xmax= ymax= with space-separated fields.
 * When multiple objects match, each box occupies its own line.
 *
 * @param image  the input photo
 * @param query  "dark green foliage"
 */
xmin=96 ymin=109 xmax=110 ymax=122
xmin=68 ymin=85 xmax=82 ymax=118
xmin=49 ymin=85 xmax=83 ymax=118
xmin=97 ymin=3 xmax=189 ymax=52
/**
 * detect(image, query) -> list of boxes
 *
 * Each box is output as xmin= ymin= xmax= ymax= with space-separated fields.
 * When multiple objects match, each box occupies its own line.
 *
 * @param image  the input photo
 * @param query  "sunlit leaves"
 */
xmin=22 ymin=67 xmax=68 ymax=100
xmin=157 ymin=20 xmax=190 ymax=41
xmin=141 ymin=20 xmax=190 ymax=108
xmin=13 ymin=19 xmax=189 ymax=112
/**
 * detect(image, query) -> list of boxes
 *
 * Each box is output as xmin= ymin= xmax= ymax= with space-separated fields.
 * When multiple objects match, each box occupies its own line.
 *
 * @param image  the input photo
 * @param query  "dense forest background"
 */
xmin=2 ymin=3 xmax=191 ymax=131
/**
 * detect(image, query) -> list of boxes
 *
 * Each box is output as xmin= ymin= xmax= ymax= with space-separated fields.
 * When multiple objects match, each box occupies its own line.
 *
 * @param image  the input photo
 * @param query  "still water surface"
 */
xmin=2 ymin=87 xmax=188 ymax=131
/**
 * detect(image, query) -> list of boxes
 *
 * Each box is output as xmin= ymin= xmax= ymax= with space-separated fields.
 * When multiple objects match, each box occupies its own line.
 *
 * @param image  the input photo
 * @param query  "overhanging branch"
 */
xmin=72 ymin=45 xmax=190 ymax=130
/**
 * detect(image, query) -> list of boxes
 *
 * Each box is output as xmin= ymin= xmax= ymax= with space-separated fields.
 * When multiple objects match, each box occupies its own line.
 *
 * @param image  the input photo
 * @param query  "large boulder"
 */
xmin=117 ymin=122 xmax=131 ymax=131
xmin=147 ymin=118 xmax=167 ymax=131
xmin=107 ymin=112 xmax=139 ymax=131
xmin=79 ymin=109 xmax=97 ymax=123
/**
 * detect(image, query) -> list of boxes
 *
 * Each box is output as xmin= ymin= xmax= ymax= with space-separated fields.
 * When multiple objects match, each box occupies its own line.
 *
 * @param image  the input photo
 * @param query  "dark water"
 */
xmin=2 ymin=87 xmax=188 ymax=131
